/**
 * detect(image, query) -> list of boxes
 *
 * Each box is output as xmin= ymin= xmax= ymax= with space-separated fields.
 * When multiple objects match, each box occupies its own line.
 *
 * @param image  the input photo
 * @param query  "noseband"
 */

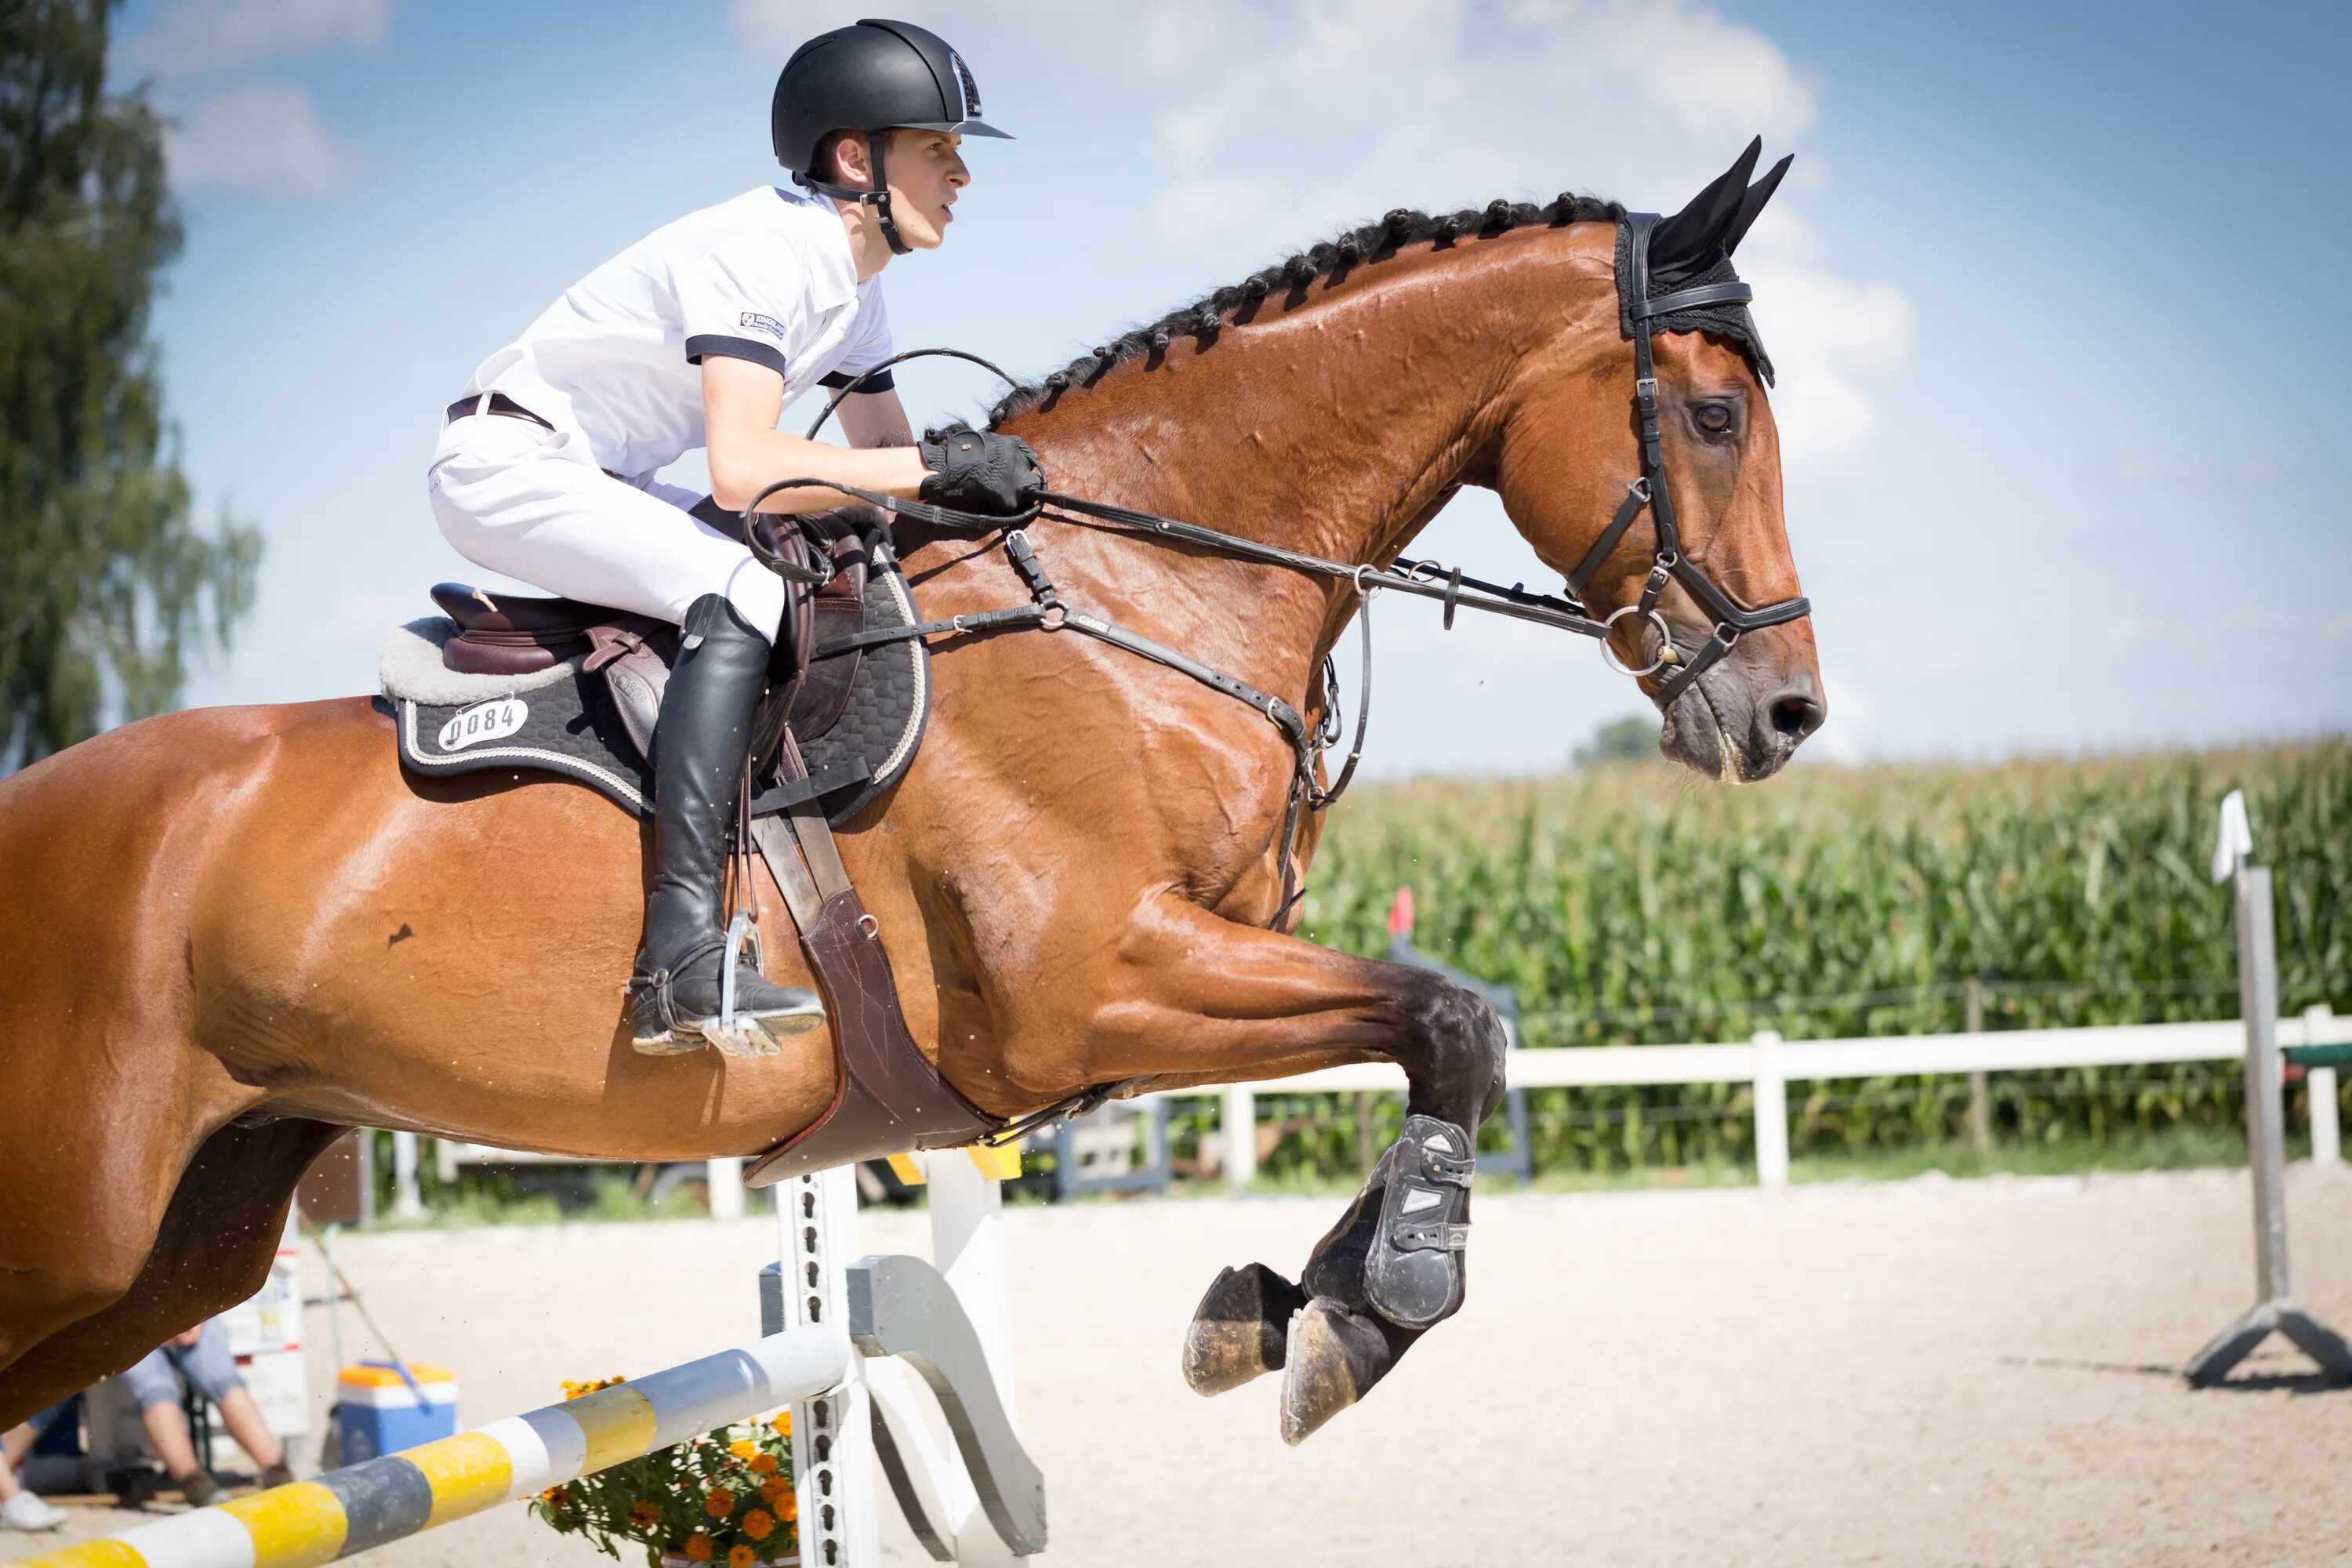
xmin=1562 ymin=210 xmax=1810 ymax=706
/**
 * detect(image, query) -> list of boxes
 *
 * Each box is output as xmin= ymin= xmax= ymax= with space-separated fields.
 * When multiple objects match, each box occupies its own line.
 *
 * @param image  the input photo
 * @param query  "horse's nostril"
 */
xmin=1768 ymin=687 xmax=1824 ymax=742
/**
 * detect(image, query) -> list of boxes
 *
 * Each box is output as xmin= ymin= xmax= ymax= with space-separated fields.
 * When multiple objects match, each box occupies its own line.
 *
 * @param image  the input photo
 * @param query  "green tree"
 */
xmin=1 ymin=0 xmax=259 ymax=768
xmin=1571 ymin=712 xmax=1661 ymax=768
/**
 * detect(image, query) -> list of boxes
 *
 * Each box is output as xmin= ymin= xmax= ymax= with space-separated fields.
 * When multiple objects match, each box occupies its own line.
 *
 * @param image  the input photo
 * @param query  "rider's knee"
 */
xmin=720 ymin=558 xmax=784 ymax=644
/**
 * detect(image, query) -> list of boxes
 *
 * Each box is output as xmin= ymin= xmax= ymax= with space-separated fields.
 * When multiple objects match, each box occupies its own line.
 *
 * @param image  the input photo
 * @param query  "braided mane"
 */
xmin=987 ymin=192 xmax=1625 ymax=426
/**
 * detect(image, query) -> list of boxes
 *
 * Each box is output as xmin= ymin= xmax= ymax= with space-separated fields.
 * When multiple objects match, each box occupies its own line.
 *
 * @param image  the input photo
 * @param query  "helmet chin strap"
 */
xmin=793 ymin=132 xmax=912 ymax=256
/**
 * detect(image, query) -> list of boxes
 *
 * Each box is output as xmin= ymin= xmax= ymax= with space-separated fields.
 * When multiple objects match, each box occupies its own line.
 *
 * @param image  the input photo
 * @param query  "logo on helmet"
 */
xmin=949 ymin=51 xmax=979 ymax=120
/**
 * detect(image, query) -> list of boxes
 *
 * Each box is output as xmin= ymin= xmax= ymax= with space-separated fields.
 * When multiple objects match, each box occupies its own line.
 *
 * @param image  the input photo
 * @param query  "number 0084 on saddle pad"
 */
xmin=376 ymin=550 xmax=929 ymax=827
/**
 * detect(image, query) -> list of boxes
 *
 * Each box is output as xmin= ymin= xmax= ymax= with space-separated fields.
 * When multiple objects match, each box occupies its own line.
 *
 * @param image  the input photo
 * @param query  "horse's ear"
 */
xmin=1721 ymin=154 xmax=1792 ymax=257
xmin=1649 ymin=136 xmax=1762 ymax=280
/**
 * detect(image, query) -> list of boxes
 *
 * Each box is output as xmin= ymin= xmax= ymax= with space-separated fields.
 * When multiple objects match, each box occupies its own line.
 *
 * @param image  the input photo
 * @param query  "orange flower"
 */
xmin=727 ymin=1547 xmax=754 ymax=1568
xmin=683 ymin=1534 xmax=714 ymax=1563
xmin=778 ymin=1490 xmax=797 ymax=1523
xmin=742 ymin=1508 xmax=774 ymax=1541
xmin=539 ymin=1486 xmax=568 ymax=1506
xmin=748 ymin=1453 xmax=779 ymax=1476
xmin=768 ymin=1411 xmax=792 ymax=1437
xmin=628 ymin=1501 xmax=659 ymax=1530
xmin=728 ymin=1439 xmax=757 ymax=1461
xmin=705 ymin=1489 xmax=736 ymax=1519
xmin=757 ymin=1477 xmax=787 ymax=1505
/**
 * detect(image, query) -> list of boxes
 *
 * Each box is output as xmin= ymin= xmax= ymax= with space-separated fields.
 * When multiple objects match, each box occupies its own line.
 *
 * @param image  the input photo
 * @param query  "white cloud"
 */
xmin=165 ymin=79 xmax=356 ymax=195
xmin=116 ymin=0 xmax=394 ymax=83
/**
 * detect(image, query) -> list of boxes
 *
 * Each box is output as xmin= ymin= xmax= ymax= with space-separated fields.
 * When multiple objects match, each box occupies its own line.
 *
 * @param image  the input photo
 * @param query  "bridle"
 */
xmin=754 ymin=213 xmax=1811 ymax=916
xmin=1563 ymin=210 xmax=1809 ymax=706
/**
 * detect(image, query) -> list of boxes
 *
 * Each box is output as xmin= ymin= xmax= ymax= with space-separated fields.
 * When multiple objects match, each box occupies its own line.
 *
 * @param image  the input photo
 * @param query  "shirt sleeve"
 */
xmin=674 ymin=241 xmax=812 ymax=382
xmin=818 ymin=285 xmax=896 ymax=393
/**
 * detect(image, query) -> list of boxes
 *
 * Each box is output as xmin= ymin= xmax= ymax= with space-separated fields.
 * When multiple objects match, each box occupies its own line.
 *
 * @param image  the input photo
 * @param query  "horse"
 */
xmin=0 ymin=143 xmax=1824 ymax=1446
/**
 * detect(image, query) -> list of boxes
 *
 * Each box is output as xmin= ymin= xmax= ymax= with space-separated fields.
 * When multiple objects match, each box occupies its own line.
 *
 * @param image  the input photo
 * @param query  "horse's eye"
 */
xmin=1694 ymin=403 xmax=1735 ymax=436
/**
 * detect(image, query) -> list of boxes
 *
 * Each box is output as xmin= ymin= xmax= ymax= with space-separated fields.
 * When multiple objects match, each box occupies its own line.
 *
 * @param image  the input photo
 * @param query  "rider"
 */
xmin=426 ymin=20 xmax=1044 ymax=1055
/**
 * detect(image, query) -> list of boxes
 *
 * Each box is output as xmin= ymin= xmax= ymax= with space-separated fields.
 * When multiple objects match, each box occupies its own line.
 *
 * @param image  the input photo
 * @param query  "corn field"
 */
xmin=1266 ymin=739 xmax=2351 ymax=1176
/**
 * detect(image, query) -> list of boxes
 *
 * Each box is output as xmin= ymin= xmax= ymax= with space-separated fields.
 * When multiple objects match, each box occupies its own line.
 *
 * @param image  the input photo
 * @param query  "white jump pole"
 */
xmin=2185 ymin=791 xmax=2352 ymax=1385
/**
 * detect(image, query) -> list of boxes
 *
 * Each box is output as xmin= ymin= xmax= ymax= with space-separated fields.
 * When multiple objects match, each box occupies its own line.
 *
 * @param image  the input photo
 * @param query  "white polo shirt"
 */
xmin=461 ymin=184 xmax=894 ymax=480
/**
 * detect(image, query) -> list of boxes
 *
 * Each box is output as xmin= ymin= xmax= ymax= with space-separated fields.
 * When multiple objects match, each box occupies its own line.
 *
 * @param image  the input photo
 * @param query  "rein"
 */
xmin=753 ymin=213 xmax=1809 ymax=919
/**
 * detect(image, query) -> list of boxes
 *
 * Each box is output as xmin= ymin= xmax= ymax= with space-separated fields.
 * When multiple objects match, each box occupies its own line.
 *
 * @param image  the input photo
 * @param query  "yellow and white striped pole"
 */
xmin=19 ymin=1327 xmax=851 ymax=1568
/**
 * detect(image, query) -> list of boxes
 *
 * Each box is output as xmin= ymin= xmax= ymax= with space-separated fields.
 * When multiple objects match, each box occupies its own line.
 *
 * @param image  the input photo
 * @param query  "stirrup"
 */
xmin=631 ymin=916 xmax=825 ymax=1059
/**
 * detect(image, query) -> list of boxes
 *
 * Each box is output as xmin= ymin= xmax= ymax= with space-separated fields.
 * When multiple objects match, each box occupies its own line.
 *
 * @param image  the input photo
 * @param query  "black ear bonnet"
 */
xmin=1616 ymin=227 xmax=1774 ymax=387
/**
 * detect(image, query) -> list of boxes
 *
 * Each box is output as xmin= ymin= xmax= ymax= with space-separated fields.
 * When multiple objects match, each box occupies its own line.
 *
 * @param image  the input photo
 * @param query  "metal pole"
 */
xmin=2186 ymin=858 xmax=2352 ymax=1385
xmin=779 ymin=1166 xmax=878 ymax=1566
xmin=2238 ymin=868 xmax=2291 ymax=1303
xmin=1751 ymin=1030 xmax=1788 ymax=1189
xmin=1965 ymin=976 xmax=1990 ymax=1155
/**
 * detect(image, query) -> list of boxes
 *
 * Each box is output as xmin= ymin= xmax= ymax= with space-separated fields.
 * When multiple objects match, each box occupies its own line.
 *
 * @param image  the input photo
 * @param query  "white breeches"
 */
xmin=426 ymin=412 xmax=782 ymax=641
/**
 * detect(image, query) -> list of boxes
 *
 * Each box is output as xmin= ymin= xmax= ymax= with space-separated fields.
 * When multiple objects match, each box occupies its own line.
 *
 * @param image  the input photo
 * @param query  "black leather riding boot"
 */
xmin=630 ymin=593 xmax=824 ymax=1055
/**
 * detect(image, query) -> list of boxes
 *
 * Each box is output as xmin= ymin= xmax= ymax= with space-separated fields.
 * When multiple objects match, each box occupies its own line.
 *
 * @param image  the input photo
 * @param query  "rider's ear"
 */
xmin=1719 ymin=154 xmax=1791 ymax=258
xmin=1649 ymin=136 xmax=1762 ymax=281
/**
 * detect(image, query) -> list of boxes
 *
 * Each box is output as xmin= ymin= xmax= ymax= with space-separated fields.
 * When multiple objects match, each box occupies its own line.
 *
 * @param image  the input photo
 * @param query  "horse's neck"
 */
xmin=1018 ymin=229 xmax=1603 ymax=695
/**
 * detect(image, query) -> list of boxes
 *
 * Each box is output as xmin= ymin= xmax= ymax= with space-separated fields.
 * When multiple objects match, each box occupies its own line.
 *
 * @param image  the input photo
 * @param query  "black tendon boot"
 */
xmin=630 ymin=594 xmax=825 ymax=1055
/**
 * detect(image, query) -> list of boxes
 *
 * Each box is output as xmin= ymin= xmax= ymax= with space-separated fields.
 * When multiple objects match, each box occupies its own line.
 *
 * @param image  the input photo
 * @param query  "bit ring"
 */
xmin=1599 ymin=605 xmax=1675 ymax=678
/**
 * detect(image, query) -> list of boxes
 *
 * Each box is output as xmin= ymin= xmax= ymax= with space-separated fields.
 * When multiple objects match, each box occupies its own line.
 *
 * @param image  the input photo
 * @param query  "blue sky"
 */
xmin=116 ymin=0 xmax=2351 ymax=775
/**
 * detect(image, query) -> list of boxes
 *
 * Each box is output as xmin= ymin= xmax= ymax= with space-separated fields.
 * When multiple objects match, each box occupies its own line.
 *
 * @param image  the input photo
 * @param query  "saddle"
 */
xmin=431 ymin=508 xmax=877 ymax=763
xmin=386 ymin=506 xmax=1000 ymax=1182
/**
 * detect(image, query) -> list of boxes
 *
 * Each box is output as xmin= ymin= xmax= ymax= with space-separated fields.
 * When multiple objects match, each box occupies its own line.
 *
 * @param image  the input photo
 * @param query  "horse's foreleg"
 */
xmin=1065 ymin=895 xmax=1506 ymax=1443
xmin=0 ymin=1117 xmax=342 ymax=1428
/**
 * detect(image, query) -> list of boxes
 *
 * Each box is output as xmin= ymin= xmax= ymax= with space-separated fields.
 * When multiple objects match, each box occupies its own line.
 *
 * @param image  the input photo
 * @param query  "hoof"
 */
xmin=1278 ymin=1295 xmax=1417 ymax=1446
xmin=1181 ymin=1263 xmax=1305 ymax=1396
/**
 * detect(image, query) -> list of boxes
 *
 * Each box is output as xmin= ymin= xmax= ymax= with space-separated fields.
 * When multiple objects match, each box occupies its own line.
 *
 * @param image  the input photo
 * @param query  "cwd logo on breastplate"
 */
xmin=437 ymin=697 xmax=528 ymax=752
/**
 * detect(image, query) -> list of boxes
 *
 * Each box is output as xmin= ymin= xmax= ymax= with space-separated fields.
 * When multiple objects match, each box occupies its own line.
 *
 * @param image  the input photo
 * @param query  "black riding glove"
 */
xmin=918 ymin=426 xmax=1044 ymax=517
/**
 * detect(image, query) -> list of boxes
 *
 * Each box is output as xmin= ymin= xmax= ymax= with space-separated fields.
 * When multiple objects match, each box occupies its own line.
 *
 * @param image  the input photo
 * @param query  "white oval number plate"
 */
xmin=437 ymin=697 xmax=528 ymax=752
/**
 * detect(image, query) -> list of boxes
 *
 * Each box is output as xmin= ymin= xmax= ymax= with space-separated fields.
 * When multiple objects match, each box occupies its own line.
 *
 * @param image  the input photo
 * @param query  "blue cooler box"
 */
xmin=336 ymin=1362 xmax=458 ymax=1461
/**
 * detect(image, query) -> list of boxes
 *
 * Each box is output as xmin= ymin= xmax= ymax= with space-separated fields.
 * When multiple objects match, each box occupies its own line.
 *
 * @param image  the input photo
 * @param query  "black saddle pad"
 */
xmin=389 ymin=549 xmax=930 ymax=826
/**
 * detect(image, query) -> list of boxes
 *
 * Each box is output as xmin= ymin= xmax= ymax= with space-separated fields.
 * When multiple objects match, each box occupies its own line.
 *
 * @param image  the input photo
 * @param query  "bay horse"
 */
xmin=0 ymin=143 xmax=1823 ymax=1446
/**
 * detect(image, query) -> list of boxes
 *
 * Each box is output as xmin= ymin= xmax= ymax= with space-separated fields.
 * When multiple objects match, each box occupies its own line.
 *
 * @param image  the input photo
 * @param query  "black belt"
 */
xmin=444 ymin=392 xmax=554 ymax=430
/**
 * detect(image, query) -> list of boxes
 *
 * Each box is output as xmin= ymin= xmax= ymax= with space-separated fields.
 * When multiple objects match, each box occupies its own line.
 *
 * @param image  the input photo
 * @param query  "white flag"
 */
xmin=2209 ymin=789 xmax=2252 ymax=884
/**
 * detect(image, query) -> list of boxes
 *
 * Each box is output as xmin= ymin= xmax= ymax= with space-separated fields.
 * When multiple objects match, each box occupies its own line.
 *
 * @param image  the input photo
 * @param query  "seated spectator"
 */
xmin=2 ymin=1414 xmax=67 ymax=1531
xmin=119 ymin=1320 xmax=293 ymax=1506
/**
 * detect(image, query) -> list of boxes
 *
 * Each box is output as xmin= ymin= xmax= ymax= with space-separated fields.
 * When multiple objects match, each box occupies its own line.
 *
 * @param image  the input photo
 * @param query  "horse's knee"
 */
xmin=1393 ymin=970 xmax=1507 ymax=1124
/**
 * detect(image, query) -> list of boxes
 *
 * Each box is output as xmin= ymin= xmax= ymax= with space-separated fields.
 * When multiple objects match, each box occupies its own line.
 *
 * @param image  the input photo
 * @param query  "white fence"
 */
xmin=1205 ymin=1004 xmax=2350 ymax=1189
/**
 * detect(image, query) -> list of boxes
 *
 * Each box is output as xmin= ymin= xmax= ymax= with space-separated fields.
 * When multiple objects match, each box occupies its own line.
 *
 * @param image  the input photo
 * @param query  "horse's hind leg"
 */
xmin=1050 ymin=895 xmax=1505 ymax=1444
xmin=0 ymin=1116 xmax=343 ymax=1429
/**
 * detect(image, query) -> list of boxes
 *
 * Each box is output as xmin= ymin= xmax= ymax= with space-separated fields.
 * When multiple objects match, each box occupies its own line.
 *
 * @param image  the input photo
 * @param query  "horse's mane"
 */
xmin=987 ymin=192 xmax=1626 ymax=426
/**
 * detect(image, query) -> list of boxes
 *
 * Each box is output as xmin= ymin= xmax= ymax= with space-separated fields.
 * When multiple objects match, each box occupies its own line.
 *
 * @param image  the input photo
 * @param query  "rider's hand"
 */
xmin=918 ymin=426 xmax=1045 ymax=517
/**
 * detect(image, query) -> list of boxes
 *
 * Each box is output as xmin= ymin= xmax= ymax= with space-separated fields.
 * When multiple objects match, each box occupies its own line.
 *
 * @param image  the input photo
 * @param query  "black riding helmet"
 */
xmin=771 ymin=19 xmax=1011 ymax=256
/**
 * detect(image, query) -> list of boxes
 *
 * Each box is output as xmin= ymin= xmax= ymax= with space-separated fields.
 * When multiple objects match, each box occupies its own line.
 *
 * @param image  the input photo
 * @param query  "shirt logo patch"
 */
xmin=739 ymin=312 xmax=789 ymax=341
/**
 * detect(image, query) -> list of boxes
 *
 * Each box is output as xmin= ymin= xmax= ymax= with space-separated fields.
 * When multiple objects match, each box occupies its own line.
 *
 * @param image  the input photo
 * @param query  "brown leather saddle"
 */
xmin=427 ymin=507 xmax=1011 ymax=1184
xmin=430 ymin=510 xmax=875 ymax=763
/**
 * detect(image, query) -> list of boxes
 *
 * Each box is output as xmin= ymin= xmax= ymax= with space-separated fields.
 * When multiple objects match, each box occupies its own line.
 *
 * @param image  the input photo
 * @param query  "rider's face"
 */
xmin=865 ymin=129 xmax=967 ymax=250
